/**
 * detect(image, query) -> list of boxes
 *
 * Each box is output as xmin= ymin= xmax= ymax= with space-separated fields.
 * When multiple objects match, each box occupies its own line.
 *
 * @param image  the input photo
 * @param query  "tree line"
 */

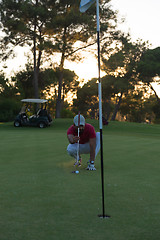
xmin=0 ymin=0 xmax=160 ymax=123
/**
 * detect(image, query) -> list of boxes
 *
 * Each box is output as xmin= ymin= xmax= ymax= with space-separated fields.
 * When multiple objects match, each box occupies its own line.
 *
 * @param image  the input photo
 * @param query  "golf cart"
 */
xmin=14 ymin=99 xmax=52 ymax=128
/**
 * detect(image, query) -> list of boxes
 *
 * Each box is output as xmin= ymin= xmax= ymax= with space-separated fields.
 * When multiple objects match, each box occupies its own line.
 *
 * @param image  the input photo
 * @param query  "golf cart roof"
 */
xmin=21 ymin=99 xmax=48 ymax=104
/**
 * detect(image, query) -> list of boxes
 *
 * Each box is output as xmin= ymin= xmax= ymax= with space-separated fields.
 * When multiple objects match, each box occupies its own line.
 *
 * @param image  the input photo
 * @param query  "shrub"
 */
xmin=61 ymin=108 xmax=74 ymax=118
xmin=0 ymin=99 xmax=20 ymax=122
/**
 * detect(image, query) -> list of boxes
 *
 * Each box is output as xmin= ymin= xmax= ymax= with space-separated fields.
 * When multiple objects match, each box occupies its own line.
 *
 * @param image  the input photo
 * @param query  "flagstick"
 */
xmin=96 ymin=0 xmax=110 ymax=219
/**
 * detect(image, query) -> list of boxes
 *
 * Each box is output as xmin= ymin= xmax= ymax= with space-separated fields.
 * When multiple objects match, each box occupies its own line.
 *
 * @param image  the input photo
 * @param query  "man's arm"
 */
xmin=86 ymin=137 xmax=96 ymax=170
xmin=67 ymin=134 xmax=80 ymax=144
xmin=89 ymin=137 xmax=96 ymax=162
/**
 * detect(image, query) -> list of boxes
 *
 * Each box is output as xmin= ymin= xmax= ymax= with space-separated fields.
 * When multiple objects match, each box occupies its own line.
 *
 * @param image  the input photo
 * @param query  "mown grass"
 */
xmin=0 ymin=119 xmax=160 ymax=240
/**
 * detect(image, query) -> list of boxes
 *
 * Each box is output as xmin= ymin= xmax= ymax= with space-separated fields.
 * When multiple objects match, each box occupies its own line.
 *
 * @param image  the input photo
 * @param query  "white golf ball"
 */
xmin=75 ymin=170 xmax=79 ymax=174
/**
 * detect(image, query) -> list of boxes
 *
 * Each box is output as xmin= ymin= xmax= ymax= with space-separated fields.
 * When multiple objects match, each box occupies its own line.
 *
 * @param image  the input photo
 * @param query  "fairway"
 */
xmin=0 ymin=120 xmax=160 ymax=240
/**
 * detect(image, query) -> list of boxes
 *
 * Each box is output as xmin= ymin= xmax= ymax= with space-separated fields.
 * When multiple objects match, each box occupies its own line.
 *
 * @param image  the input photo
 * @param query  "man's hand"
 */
xmin=73 ymin=136 xmax=80 ymax=143
xmin=86 ymin=161 xmax=96 ymax=171
xmin=67 ymin=134 xmax=80 ymax=144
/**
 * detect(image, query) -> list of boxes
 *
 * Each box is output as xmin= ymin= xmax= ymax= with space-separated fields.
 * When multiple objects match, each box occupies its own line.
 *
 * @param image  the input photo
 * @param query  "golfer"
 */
xmin=67 ymin=114 xmax=100 ymax=170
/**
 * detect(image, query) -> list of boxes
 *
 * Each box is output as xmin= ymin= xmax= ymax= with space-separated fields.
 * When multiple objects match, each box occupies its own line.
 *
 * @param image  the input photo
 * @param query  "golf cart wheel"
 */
xmin=38 ymin=122 xmax=46 ymax=128
xmin=14 ymin=121 xmax=21 ymax=127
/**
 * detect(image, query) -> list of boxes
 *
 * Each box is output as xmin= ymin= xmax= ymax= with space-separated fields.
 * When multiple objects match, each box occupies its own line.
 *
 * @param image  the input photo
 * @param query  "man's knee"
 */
xmin=96 ymin=132 xmax=100 ymax=144
xmin=67 ymin=144 xmax=72 ymax=155
xmin=67 ymin=144 xmax=77 ymax=157
xmin=95 ymin=132 xmax=100 ymax=157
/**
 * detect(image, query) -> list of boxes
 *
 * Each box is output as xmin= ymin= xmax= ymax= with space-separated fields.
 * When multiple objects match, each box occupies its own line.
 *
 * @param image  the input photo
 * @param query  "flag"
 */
xmin=80 ymin=0 xmax=96 ymax=13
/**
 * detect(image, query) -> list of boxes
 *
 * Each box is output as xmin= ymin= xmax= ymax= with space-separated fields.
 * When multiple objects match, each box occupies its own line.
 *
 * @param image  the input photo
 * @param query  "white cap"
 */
xmin=73 ymin=114 xmax=85 ymax=126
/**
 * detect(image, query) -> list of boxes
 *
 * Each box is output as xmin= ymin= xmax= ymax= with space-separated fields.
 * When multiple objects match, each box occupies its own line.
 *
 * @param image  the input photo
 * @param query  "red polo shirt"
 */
xmin=67 ymin=123 xmax=96 ymax=144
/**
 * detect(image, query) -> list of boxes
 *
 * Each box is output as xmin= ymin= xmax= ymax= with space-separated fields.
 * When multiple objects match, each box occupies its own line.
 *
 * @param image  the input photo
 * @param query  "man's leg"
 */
xmin=95 ymin=132 xmax=100 ymax=158
xmin=67 ymin=143 xmax=82 ymax=166
xmin=67 ymin=132 xmax=100 ymax=159
xmin=67 ymin=143 xmax=78 ymax=159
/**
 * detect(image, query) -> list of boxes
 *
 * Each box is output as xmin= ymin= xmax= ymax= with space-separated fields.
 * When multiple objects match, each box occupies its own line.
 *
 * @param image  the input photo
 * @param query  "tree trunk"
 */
xmin=55 ymin=27 xmax=67 ymax=118
xmin=56 ymin=70 xmax=63 ymax=118
xmin=33 ymin=40 xmax=39 ymax=99
xmin=33 ymin=0 xmax=39 ymax=99
xmin=111 ymin=93 xmax=123 ymax=121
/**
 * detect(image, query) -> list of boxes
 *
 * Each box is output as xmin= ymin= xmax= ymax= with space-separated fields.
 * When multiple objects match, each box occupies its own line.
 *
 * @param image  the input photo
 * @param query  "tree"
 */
xmin=12 ymin=66 xmax=78 ymax=100
xmin=73 ymin=78 xmax=98 ymax=117
xmin=101 ymin=35 xmax=149 ymax=120
xmin=54 ymin=68 xmax=79 ymax=103
xmin=51 ymin=0 xmax=120 ymax=118
xmin=0 ymin=73 xmax=18 ymax=99
xmin=73 ymin=76 xmax=116 ymax=119
xmin=0 ymin=73 xmax=20 ymax=121
xmin=137 ymin=47 xmax=160 ymax=103
xmin=119 ymin=91 xmax=146 ymax=123
xmin=0 ymin=0 xmax=121 ymax=118
xmin=0 ymin=0 xmax=57 ymax=98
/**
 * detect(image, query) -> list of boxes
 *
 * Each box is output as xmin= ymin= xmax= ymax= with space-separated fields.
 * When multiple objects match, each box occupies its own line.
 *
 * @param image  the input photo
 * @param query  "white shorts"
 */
xmin=67 ymin=132 xmax=100 ymax=159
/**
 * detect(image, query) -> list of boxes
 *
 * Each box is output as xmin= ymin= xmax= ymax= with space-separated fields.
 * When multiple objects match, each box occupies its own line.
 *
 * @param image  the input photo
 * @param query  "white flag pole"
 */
xmin=96 ymin=0 xmax=110 ymax=219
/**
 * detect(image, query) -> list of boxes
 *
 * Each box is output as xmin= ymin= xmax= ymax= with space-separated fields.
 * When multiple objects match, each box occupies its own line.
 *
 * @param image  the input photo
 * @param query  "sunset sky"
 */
xmin=68 ymin=0 xmax=160 ymax=81
xmin=1 ymin=0 xmax=160 ymax=86
xmin=111 ymin=0 xmax=160 ymax=48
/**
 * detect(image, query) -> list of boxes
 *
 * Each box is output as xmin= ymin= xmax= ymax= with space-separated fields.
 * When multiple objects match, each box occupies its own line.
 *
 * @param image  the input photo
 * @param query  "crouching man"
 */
xmin=67 ymin=114 xmax=100 ymax=170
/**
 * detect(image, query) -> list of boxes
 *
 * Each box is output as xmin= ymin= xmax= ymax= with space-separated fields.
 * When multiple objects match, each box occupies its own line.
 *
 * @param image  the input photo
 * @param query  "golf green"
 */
xmin=0 ymin=120 xmax=160 ymax=240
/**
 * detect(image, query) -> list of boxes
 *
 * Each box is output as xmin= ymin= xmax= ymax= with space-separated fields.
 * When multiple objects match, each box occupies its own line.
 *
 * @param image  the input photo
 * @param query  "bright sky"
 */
xmin=110 ymin=0 xmax=160 ymax=96
xmin=68 ymin=0 xmax=160 ymax=82
xmin=111 ymin=0 xmax=160 ymax=48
